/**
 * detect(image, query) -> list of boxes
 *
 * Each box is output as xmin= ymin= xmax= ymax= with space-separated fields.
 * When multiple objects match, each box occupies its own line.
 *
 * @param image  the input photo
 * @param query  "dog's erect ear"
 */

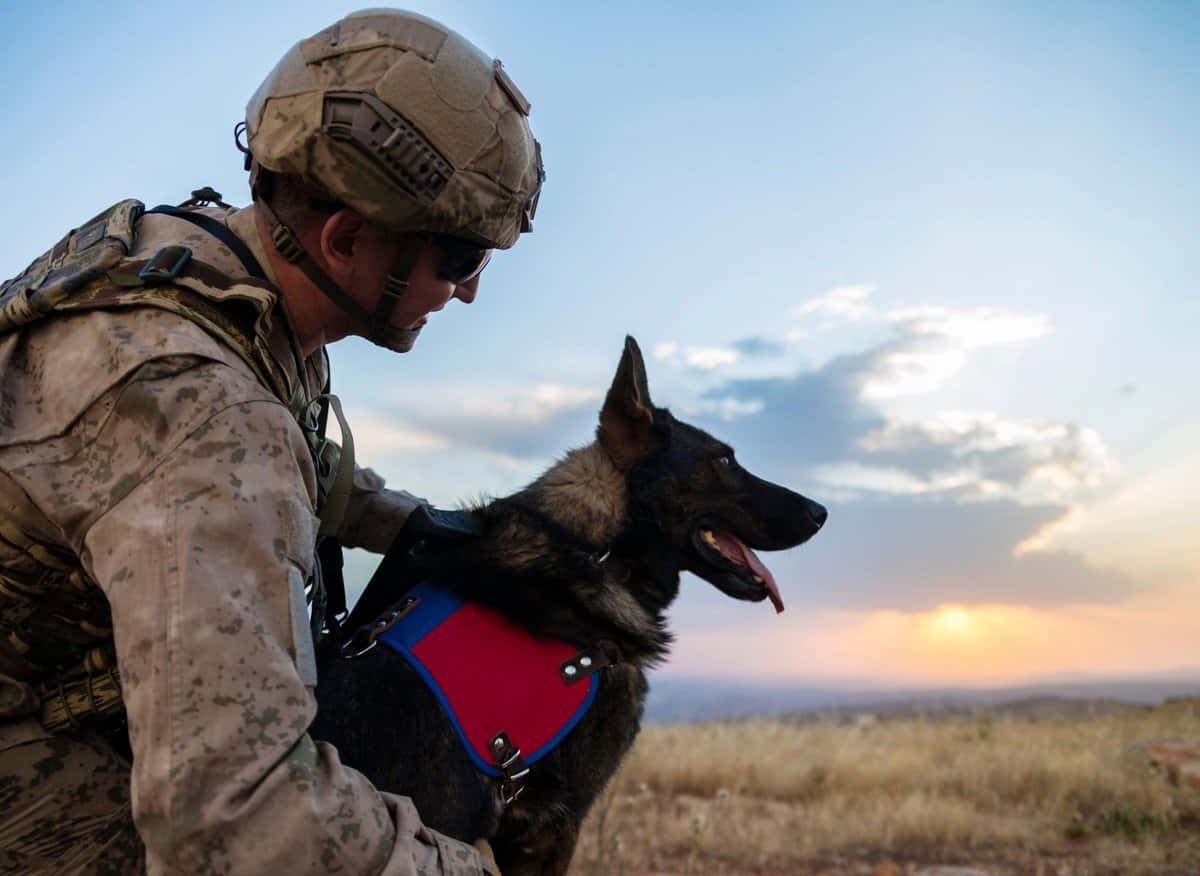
xmin=611 ymin=336 xmax=653 ymax=410
xmin=597 ymin=336 xmax=658 ymax=471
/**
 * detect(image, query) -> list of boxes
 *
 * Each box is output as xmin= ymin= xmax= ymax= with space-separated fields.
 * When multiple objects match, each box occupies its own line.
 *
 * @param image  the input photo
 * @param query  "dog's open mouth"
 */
xmin=691 ymin=527 xmax=785 ymax=613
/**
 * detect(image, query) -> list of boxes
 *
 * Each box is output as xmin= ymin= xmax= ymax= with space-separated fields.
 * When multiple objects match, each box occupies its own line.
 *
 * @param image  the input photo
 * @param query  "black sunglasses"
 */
xmin=428 ymin=233 xmax=492 ymax=285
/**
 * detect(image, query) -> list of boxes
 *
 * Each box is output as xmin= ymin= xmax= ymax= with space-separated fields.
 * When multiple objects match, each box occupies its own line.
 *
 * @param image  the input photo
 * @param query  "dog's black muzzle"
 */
xmin=740 ymin=473 xmax=827 ymax=550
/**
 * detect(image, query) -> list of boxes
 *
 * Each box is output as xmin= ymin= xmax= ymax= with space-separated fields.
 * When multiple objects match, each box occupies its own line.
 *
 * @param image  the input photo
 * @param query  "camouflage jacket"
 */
xmin=0 ymin=203 xmax=493 ymax=874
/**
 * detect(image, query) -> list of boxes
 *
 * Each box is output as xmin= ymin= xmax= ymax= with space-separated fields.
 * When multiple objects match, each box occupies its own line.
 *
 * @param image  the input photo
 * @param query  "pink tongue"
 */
xmin=711 ymin=531 xmax=784 ymax=613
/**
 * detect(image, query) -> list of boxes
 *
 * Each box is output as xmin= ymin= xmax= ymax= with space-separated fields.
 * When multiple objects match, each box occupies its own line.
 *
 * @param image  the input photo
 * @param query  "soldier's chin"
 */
xmin=371 ymin=325 xmax=423 ymax=354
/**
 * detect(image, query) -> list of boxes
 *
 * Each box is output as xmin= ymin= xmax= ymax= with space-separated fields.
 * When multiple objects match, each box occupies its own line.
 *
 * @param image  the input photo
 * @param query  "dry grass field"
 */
xmin=567 ymin=697 xmax=1200 ymax=875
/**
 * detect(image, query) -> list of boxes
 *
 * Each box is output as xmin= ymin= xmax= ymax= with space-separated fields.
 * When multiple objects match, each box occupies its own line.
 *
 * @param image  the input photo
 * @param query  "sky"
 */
xmin=2 ymin=1 xmax=1197 ymax=687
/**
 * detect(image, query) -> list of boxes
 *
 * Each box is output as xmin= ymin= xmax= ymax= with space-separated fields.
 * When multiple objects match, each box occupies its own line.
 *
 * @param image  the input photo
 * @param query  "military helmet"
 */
xmin=244 ymin=9 xmax=544 ymax=249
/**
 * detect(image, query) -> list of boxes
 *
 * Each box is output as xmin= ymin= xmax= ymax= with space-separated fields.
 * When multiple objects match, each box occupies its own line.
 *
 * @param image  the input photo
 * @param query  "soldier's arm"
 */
xmin=78 ymin=360 xmax=492 ymax=874
xmin=338 ymin=464 xmax=430 ymax=553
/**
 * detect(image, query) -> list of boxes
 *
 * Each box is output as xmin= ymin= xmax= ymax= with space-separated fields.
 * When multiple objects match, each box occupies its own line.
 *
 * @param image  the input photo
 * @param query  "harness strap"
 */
xmin=340 ymin=595 xmax=421 ymax=659
xmin=144 ymin=205 xmax=268 ymax=280
xmin=344 ymin=505 xmax=480 ymax=633
xmin=316 ymin=537 xmax=346 ymax=631
xmin=255 ymin=199 xmax=368 ymax=320
xmin=314 ymin=393 xmax=355 ymax=539
xmin=40 ymin=645 xmax=124 ymax=734
xmin=560 ymin=641 xmax=619 ymax=683
xmin=489 ymin=731 xmax=531 ymax=804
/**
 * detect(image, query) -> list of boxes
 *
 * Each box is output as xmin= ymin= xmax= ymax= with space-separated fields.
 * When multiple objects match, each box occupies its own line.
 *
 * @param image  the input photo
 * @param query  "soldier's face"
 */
xmin=355 ymin=231 xmax=482 ymax=332
xmin=390 ymin=238 xmax=481 ymax=331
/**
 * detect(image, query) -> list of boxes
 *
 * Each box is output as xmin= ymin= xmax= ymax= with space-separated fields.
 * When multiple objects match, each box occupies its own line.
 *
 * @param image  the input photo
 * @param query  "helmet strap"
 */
xmin=256 ymin=197 xmax=427 ymax=353
xmin=371 ymin=238 xmax=423 ymax=335
xmin=362 ymin=236 xmax=426 ymax=353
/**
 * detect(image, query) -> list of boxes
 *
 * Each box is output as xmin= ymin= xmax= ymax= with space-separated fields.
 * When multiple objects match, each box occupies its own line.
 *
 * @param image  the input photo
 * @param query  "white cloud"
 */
xmin=1019 ymin=422 xmax=1200 ymax=575
xmin=1014 ymin=507 xmax=1084 ymax=556
xmin=886 ymin=306 xmax=1050 ymax=349
xmin=524 ymin=383 xmax=603 ymax=417
xmin=653 ymin=341 xmax=679 ymax=360
xmin=810 ymin=461 xmax=974 ymax=496
xmin=855 ymin=411 xmax=1120 ymax=505
xmin=342 ymin=408 xmax=451 ymax=457
xmin=854 ymin=305 xmax=1051 ymax=400
xmin=678 ymin=397 xmax=765 ymax=422
xmin=385 ymin=382 xmax=602 ymax=425
xmin=861 ymin=412 xmax=1096 ymax=457
xmin=791 ymin=284 xmax=876 ymax=321
xmin=683 ymin=346 xmax=740 ymax=370
xmin=651 ymin=341 xmax=739 ymax=371
xmin=860 ymin=348 xmax=969 ymax=399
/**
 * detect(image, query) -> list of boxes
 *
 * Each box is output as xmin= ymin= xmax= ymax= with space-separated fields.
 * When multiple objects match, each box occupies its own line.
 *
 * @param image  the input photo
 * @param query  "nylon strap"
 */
xmin=40 ymin=645 xmax=124 ymax=734
xmin=255 ymin=199 xmax=372 ymax=320
xmin=371 ymin=240 xmax=423 ymax=333
xmin=254 ymin=197 xmax=425 ymax=349
xmin=144 ymin=205 xmax=268 ymax=280
xmin=316 ymin=393 xmax=355 ymax=539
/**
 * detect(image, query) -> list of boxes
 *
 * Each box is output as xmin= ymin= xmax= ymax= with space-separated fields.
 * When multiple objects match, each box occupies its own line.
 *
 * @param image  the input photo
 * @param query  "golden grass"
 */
xmin=569 ymin=698 xmax=1200 ymax=875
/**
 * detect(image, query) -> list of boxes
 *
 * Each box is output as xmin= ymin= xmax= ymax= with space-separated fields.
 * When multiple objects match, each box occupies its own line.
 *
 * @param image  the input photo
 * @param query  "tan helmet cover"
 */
xmin=245 ymin=9 xmax=544 ymax=249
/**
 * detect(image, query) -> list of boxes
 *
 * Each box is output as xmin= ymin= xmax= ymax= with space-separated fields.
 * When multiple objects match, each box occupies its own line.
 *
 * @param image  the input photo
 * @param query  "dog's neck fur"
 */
xmin=447 ymin=441 xmax=674 ymax=668
xmin=522 ymin=443 xmax=627 ymax=548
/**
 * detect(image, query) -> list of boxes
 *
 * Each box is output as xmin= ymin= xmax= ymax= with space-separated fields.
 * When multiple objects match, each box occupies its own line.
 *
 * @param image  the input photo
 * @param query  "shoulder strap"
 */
xmin=144 ymin=205 xmax=268 ymax=281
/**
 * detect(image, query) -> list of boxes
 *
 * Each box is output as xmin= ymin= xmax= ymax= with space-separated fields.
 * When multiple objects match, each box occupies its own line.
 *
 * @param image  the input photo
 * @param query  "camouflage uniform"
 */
xmin=0 ymin=204 xmax=493 ymax=874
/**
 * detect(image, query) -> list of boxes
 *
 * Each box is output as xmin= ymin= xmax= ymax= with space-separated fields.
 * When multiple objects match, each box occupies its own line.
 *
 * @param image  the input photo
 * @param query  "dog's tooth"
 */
xmin=752 ymin=574 xmax=764 ymax=584
xmin=701 ymin=529 xmax=717 ymax=546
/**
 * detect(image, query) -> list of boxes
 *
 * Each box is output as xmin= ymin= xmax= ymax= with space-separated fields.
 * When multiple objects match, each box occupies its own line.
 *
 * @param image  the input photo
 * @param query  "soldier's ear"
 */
xmin=597 ymin=336 xmax=659 ymax=471
xmin=318 ymin=208 xmax=369 ymax=282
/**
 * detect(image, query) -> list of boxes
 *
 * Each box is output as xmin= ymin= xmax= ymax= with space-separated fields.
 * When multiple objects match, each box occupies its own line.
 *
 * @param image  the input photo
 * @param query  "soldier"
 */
xmin=0 ymin=9 xmax=543 ymax=874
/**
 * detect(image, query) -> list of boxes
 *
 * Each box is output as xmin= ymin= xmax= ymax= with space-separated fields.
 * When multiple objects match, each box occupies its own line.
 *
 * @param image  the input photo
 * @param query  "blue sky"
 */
xmin=3 ymin=1 xmax=1197 ymax=684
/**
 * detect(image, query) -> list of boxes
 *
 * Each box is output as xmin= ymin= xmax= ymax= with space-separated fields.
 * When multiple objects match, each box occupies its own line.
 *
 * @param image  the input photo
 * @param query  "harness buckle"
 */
xmin=490 ymin=731 xmax=531 ymax=805
xmin=340 ymin=596 xmax=420 ymax=659
xmin=270 ymin=222 xmax=305 ymax=263
xmin=138 ymin=245 xmax=192 ymax=282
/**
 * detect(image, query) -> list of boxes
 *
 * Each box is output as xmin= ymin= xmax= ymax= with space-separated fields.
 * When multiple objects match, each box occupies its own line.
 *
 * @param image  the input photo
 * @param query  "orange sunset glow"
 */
xmin=673 ymin=580 xmax=1200 ymax=686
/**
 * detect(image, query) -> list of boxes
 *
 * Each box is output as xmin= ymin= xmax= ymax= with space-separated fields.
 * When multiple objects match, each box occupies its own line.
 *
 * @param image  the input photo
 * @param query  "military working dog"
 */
xmin=312 ymin=337 xmax=826 ymax=875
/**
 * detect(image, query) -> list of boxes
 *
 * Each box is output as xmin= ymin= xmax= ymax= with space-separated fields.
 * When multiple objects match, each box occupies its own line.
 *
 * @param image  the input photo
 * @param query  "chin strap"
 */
xmin=367 ymin=240 xmax=424 ymax=353
xmin=255 ymin=196 xmax=425 ymax=353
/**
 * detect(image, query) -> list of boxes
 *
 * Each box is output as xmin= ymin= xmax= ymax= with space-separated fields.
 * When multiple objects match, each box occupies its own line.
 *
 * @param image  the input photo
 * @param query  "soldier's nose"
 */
xmin=453 ymin=277 xmax=479 ymax=304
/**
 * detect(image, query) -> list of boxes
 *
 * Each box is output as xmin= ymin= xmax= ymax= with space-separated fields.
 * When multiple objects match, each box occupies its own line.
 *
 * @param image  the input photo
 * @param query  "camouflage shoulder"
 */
xmin=0 ymin=306 xmax=278 ymax=451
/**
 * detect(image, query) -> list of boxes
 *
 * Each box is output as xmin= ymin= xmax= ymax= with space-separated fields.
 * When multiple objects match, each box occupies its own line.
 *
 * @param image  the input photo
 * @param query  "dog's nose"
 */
xmin=806 ymin=499 xmax=827 ymax=529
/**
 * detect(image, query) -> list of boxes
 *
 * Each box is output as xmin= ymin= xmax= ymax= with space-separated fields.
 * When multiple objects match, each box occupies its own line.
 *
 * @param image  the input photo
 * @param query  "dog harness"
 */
xmin=373 ymin=581 xmax=606 ymax=802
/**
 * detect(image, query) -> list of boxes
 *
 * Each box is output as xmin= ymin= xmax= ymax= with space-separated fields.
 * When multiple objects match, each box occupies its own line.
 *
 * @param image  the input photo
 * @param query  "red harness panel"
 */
xmin=376 ymin=582 xmax=599 ymax=775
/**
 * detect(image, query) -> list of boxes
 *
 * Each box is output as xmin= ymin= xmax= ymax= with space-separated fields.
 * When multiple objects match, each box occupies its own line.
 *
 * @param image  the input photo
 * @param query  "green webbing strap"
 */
xmin=40 ymin=645 xmax=124 ymax=734
xmin=316 ymin=393 xmax=355 ymax=539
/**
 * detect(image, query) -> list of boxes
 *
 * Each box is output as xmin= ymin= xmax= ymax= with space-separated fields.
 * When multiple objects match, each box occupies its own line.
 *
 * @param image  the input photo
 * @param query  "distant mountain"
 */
xmin=642 ymin=672 xmax=1200 ymax=724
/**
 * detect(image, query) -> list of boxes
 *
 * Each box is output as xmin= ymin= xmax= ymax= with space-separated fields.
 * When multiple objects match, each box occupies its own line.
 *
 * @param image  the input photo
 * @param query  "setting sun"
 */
xmin=927 ymin=605 xmax=974 ymax=641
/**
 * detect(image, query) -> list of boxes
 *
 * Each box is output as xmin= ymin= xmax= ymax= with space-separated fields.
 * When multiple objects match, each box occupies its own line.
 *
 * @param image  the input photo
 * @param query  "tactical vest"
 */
xmin=0 ymin=194 xmax=350 ymax=735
